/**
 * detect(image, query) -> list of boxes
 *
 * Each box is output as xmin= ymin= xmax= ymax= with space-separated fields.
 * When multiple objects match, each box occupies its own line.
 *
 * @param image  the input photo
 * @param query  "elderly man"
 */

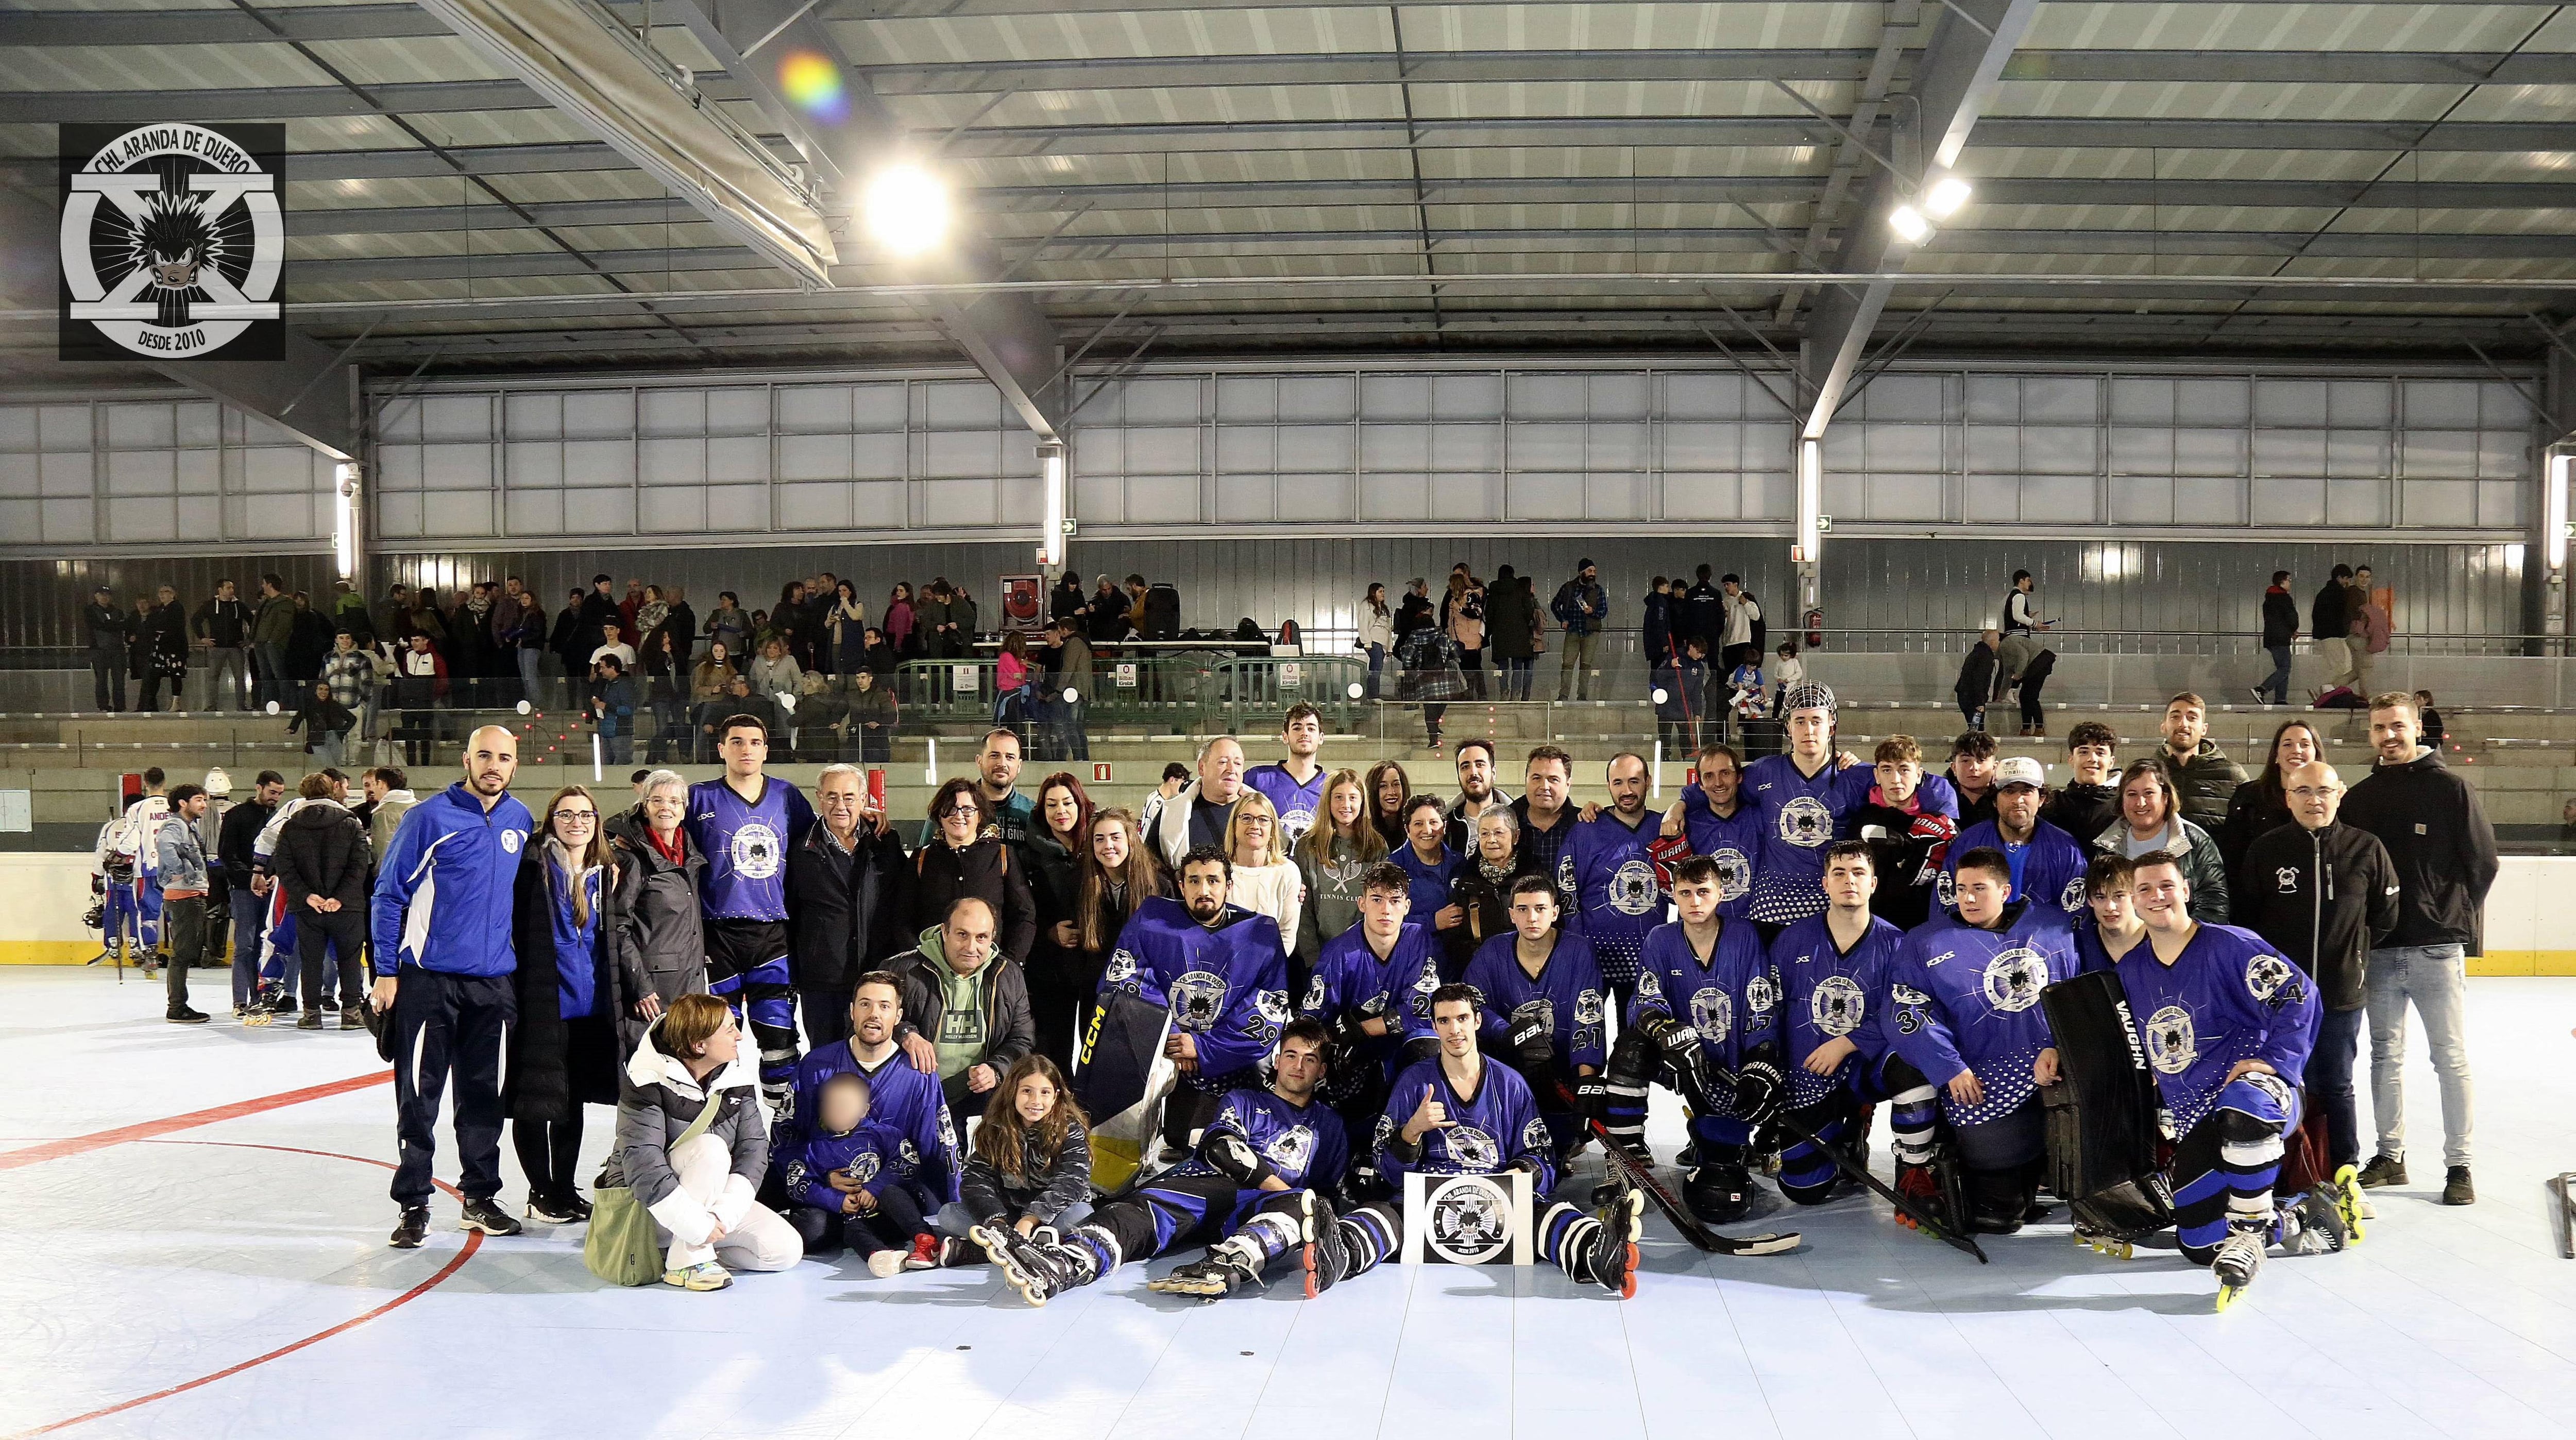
xmin=1149 ymin=733 xmax=1250 ymax=867
xmin=787 ymin=763 xmax=908 ymax=1051
xmin=892 ymin=896 xmax=1036 ymax=1114
xmin=2234 ymin=760 xmax=2399 ymax=1208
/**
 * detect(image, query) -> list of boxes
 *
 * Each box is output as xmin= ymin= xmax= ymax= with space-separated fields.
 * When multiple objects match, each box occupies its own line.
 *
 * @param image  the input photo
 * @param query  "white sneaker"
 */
xmin=867 ymin=1248 xmax=906 ymax=1278
xmin=663 ymin=1261 xmax=732 ymax=1291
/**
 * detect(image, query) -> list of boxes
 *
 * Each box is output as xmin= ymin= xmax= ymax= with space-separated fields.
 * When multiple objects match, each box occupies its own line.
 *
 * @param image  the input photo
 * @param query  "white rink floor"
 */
xmin=6 ymin=968 xmax=2576 ymax=1440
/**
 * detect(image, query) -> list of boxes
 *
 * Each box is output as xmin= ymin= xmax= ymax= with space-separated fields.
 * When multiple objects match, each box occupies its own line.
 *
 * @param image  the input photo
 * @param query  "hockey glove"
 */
xmin=1646 ymin=832 xmax=1694 ymax=892
xmin=1574 ymin=1074 xmax=1608 ymax=1124
xmin=1329 ymin=1005 xmax=1374 ymax=1049
xmin=1504 ymin=1013 xmax=1555 ymax=1076
xmin=1733 ymin=1059 xmax=1788 ymax=1127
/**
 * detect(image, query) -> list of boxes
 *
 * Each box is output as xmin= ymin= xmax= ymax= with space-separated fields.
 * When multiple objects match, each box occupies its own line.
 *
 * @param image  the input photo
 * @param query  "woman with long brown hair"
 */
xmin=943 ymin=1053 xmax=1094 ymax=1251
xmin=1073 ymin=806 xmax=1167 ymax=1040
xmin=507 ymin=783 xmax=629 ymax=1224
xmin=1021 ymin=772 xmax=1095 ymax=1069
xmin=1364 ymin=759 xmax=1413 ymax=852
xmin=2218 ymin=718 xmax=2324 ymax=873
xmin=1294 ymin=767 xmax=1386 ymax=963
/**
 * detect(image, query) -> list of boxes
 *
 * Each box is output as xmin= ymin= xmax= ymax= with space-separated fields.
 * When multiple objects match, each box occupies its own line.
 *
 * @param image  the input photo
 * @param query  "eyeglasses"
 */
xmin=552 ymin=809 xmax=597 ymax=822
xmin=2285 ymin=786 xmax=2341 ymax=800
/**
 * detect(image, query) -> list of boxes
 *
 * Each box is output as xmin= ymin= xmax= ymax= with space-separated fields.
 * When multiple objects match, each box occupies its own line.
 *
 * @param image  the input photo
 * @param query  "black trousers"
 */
xmin=512 ymin=1112 xmax=585 ymax=1205
xmin=799 ymin=984 xmax=854 ymax=1051
xmin=789 ymin=1177 xmax=937 ymax=1256
xmin=391 ymin=970 xmax=514 ymax=1209
xmin=91 ymin=650 xmax=126 ymax=710
xmin=163 ymin=895 xmax=206 ymax=1011
xmin=297 ymin=907 xmax=367 ymax=1013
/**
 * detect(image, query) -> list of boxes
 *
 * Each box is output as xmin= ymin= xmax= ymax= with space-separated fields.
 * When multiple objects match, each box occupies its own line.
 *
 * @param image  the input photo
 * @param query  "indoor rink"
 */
xmin=6 ymin=2 xmax=2576 ymax=1438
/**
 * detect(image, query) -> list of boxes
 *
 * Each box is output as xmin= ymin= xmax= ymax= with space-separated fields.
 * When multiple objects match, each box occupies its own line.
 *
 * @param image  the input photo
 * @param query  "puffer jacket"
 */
xmin=273 ymin=799 xmax=370 ymax=912
xmin=605 ymin=808 xmax=709 ymax=1055
xmin=2095 ymin=813 xmax=2231 ymax=924
xmin=2151 ymin=738 xmax=2248 ymax=833
xmin=611 ymin=1020 xmax=769 ymax=1250
xmin=958 ymin=1119 xmax=1094 ymax=1228
xmin=153 ymin=812 xmax=209 ymax=894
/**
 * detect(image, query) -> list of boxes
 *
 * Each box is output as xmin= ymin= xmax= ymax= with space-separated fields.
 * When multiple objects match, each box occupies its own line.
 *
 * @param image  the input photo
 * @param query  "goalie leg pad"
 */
xmin=1602 ymin=1026 xmax=1658 ymax=1155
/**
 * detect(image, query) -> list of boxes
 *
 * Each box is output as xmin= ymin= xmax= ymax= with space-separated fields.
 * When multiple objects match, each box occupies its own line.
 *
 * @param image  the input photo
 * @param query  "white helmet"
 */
xmin=202 ymin=767 xmax=233 ymax=798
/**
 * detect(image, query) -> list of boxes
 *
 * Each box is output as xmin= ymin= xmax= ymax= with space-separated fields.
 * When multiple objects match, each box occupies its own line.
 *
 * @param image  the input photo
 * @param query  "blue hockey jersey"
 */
xmin=1939 ymin=818 xmax=2092 ymax=923
xmin=1563 ymin=807 xmax=1666 ymax=985
xmin=1244 ymin=763 xmax=1328 ymax=845
xmin=2111 ymin=923 xmax=2321 ymax=1135
xmin=785 ymin=1042 xmax=960 ymax=1202
xmin=1375 ymin=1054 xmax=1559 ymax=1195
xmin=370 ymin=782 xmax=535 ymax=978
xmin=1669 ymin=782 xmax=1764 ymax=921
xmin=1167 ymin=1087 xmax=1350 ymax=1193
xmin=779 ymin=1119 xmax=905 ymax=1212
xmin=1771 ymin=910 xmax=1906 ymax=1107
xmin=1099 ymin=896 xmax=1290 ymax=1083
xmin=1885 ymin=900 xmax=2080 ymax=1126
xmin=1460 ymin=929 xmax=1606 ymax=1074
xmin=1743 ymin=752 xmax=1870 ymax=924
xmin=685 ymin=775 xmax=815 ymax=922
xmin=1630 ymin=918 xmax=1781 ymax=1087
xmin=1303 ymin=919 xmax=1446 ymax=1064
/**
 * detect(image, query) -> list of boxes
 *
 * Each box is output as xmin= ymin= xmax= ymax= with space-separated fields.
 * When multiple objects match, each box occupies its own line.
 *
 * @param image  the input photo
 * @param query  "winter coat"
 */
xmin=1358 ymin=602 xmax=1395 ymax=654
xmin=83 ymin=601 xmax=128 ymax=654
xmin=507 ymin=852 xmax=626 ymax=1121
xmin=1550 ymin=577 xmax=1607 ymax=635
xmin=959 ymin=1119 xmax=1094 ymax=1227
xmin=2042 ymin=783 xmax=2120 ymax=852
xmin=749 ymin=653 xmax=802 ymax=705
xmin=2233 ymin=820 xmax=2400 ymax=1011
xmin=272 ymin=800 xmax=370 ymax=912
xmin=2094 ymin=814 xmax=2231 ymax=924
xmin=783 ymin=819 xmax=909 ymax=994
xmin=888 ymin=927 xmax=1037 ymax=1078
xmin=605 ymin=811 xmax=710 ymax=1054
xmin=2339 ymin=748 xmax=2500 ymax=952
xmin=2151 ymin=738 xmax=2248 ymax=833
xmin=2261 ymin=586 xmax=2300 ymax=648
xmin=1641 ymin=591 xmax=1673 ymax=665
xmin=2215 ymin=781 xmax=2294 ymax=876
xmin=1954 ymin=640 xmax=1999 ymax=708
xmin=129 ymin=606 xmax=187 ymax=680
xmin=612 ymin=1023 xmax=769 ymax=1250
xmin=2310 ymin=581 xmax=2350 ymax=649
xmin=217 ymin=799 xmax=274 ymax=889
xmin=1396 ymin=626 xmax=1467 ymax=703
xmin=1018 ymin=827 xmax=1086 ymax=981
xmin=154 ymin=812 xmax=210 ymax=895
xmin=253 ymin=594 xmax=297 ymax=648
xmin=367 ymin=790 xmax=416 ymax=865
xmin=909 ymin=837 xmax=1037 ymax=964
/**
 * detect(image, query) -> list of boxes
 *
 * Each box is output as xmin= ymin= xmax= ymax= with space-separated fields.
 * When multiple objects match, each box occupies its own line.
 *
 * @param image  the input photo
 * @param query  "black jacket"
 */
xmin=2215 ymin=781 xmax=2293 ymax=876
xmin=273 ymin=800 xmax=370 ymax=911
xmin=2261 ymin=587 xmax=2299 ymax=648
xmin=959 ymin=1119 xmax=1094 ymax=1228
xmin=506 ymin=853 xmax=628 ymax=1121
xmin=2042 ymin=783 xmax=2120 ymax=847
xmin=216 ymin=799 xmax=274 ymax=889
xmin=84 ymin=601 xmax=128 ymax=652
xmin=2233 ymin=820 xmax=2400 ymax=1011
xmin=2339 ymin=749 xmax=2499 ymax=952
xmin=783 ymin=820 xmax=910 ymax=993
xmin=910 ymin=838 xmax=1037 ymax=964
xmin=192 ymin=596 xmax=250 ymax=649
xmin=1016 ymin=829 xmax=1086 ymax=993
xmin=2310 ymin=581 xmax=2349 ymax=647
xmin=888 ymin=935 xmax=1036 ymax=1076
xmin=1954 ymin=641 xmax=1998 ymax=706
xmin=605 ymin=810 xmax=709 ymax=1055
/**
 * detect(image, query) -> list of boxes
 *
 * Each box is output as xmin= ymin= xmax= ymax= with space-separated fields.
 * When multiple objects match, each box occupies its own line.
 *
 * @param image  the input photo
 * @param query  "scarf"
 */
xmin=546 ymin=836 xmax=600 ymax=928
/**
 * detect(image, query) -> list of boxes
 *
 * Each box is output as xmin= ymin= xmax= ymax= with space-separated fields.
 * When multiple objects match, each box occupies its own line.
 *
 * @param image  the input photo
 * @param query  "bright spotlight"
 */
xmin=1887 ymin=205 xmax=1931 ymax=244
xmin=864 ymin=164 xmax=950 ymax=256
xmin=1923 ymin=174 xmax=1972 ymax=218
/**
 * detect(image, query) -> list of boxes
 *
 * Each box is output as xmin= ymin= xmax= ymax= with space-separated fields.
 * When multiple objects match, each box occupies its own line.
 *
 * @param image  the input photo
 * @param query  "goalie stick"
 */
xmin=1547 ymin=1075 xmax=1799 ymax=1257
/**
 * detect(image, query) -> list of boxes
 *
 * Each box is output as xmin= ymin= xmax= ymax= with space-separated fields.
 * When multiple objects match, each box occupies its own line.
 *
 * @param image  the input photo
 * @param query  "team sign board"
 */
xmin=60 ymin=123 xmax=284 ymax=362
xmin=1400 ymin=1168 xmax=1535 ymax=1266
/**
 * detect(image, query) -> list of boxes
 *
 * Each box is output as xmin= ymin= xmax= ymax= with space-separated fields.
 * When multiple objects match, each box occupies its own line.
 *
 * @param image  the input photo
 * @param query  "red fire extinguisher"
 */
xmin=1804 ymin=607 xmax=1825 ymax=649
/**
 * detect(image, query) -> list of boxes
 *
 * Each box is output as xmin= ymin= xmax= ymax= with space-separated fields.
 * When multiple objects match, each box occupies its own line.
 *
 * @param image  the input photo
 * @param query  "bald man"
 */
xmin=2231 ymin=760 xmax=2399 ymax=1201
xmin=371 ymin=724 xmax=538 ymax=1249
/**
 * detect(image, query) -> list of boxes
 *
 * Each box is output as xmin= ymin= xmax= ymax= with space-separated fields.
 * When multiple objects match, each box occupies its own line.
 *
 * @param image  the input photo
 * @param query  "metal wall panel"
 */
xmin=0 ymin=554 xmax=345 ymax=651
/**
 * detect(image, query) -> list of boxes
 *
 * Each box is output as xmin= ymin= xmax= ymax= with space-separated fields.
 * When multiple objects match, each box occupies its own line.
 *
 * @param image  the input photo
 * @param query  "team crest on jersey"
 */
xmin=1252 ymin=988 xmax=1290 ymax=1043
xmin=1812 ymin=974 xmax=1867 ymax=1036
xmin=1104 ymin=949 xmax=1139 ymax=990
xmin=1574 ymin=990 xmax=1604 ymax=1030
xmin=729 ymin=821 xmax=783 ymax=880
xmin=897 ymin=1137 xmax=921 ymax=1168
xmin=2276 ymin=867 xmax=2301 ymax=894
xmin=1264 ymin=1125 xmax=1316 ymax=1177
xmin=1426 ymin=1174 xmax=1513 ymax=1263
xmin=1635 ymin=971 xmax=1665 ymax=1004
xmin=1555 ymin=854 xmax=1577 ymax=898
xmin=1302 ymin=974 xmax=1327 ymax=1013
xmin=1745 ymin=973 xmax=1778 ymax=1014
xmin=1520 ymin=1115 xmax=1551 ymax=1155
xmin=1512 ymin=997 xmax=1555 ymax=1040
xmin=1609 ymin=858 xmax=1661 ymax=915
xmin=1171 ymin=971 xmax=1231 ymax=1031
xmin=2245 ymin=952 xmax=2303 ymax=1008
xmin=1777 ymin=795 xmax=1833 ymax=849
xmin=1980 ymin=947 xmax=2049 ymax=1013
xmin=1689 ymin=988 xmax=1733 ymax=1040
xmin=1444 ymin=1124 xmax=1501 ymax=1171
xmin=501 ymin=829 xmax=521 ymax=854
xmin=2060 ymin=875 xmax=2086 ymax=912
xmin=843 ymin=1151 xmax=880 ymax=1185
xmin=1709 ymin=848 xmax=1753 ymax=902
xmin=1410 ymin=962 xmax=1440 ymax=1017
xmin=2145 ymin=1003 xmax=2198 ymax=1074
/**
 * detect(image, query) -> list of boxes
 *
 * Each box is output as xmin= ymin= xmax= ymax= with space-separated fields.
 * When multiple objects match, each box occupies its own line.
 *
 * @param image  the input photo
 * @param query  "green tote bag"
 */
xmin=585 ymin=1092 xmax=722 ymax=1286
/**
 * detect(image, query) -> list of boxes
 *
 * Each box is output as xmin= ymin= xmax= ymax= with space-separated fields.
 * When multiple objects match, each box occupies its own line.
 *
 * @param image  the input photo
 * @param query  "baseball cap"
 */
xmin=1995 ymin=757 xmax=2046 ymax=789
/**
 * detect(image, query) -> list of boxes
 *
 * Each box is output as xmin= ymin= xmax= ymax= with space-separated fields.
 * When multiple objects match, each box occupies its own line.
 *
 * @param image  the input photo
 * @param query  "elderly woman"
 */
xmin=909 ymin=778 xmax=1037 ymax=963
xmin=613 ymin=994 xmax=801 ymax=1290
xmin=2096 ymin=758 xmax=2231 ymax=923
xmin=606 ymin=770 xmax=709 ymax=1055
xmin=507 ymin=785 xmax=631 ymax=1224
xmin=1448 ymin=804 xmax=1539 ymax=970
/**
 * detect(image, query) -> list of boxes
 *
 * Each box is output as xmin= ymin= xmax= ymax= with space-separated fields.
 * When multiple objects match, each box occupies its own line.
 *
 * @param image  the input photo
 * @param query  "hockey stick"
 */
xmin=1547 ymin=1076 xmax=1800 ymax=1257
xmin=1762 ymin=1102 xmax=1988 ymax=1264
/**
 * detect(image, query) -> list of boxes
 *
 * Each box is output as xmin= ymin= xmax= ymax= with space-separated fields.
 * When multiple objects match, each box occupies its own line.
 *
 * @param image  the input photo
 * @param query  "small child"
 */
xmin=784 ymin=1071 xmax=951 ymax=1276
xmin=1771 ymin=639 xmax=1808 ymax=709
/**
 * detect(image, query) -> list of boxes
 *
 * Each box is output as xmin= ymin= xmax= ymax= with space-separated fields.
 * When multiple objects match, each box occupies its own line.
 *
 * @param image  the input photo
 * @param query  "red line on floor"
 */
xmin=0 ymin=1070 xmax=392 ymax=1172
xmin=5 ymin=1140 xmax=481 ymax=1440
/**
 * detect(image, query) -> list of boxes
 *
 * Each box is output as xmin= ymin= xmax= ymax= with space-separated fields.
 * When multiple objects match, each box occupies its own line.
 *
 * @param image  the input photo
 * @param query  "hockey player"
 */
xmin=92 ymin=774 xmax=168 ymax=975
xmin=1302 ymin=860 xmax=1445 ymax=1186
xmin=2072 ymin=853 xmax=2148 ymax=974
xmin=1771 ymin=841 xmax=1908 ymax=1205
xmin=1600 ymin=855 xmax=1788 ymax=1223
xmin=1324 ymin=984 xmax=1644 ymax=1298
xmin=2038 ymin=850 xmax=2335 ymax=1308
xmin=1096 ymin=845 xmax=1292 ymax=1144
xmin=1563 ymin=752 xmax=1665 ymax=1005
xmin=985 ymin=1020 xmax=1349 ymax=1305
xmin=1244 ymin=703 xmax=1329 ymax=845
xmin=1885 ymin=846 xmax=2079 ymax=1234
xmin=1652 ymin=741 xmax=1764 ymax=923
xmin=685 ymin=714 xmax=817 ymax=1114
xmin=1741 ymin=683 xmax=1891 ymax=934
xmin=1844 ymin=736 xmax=1959 ymax=930
xmin=781 ymin=971 xmax=960 ymax=1249
xmin=1459 ymin=873 xmax=1606 ymax=1159
xmin=1940 ymin=757 xmax=2091 ymax=923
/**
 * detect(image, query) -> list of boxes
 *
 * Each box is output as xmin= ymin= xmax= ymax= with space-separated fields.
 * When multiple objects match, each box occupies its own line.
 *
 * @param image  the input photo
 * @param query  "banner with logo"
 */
xmin=59 ymin=122 xmax=284 ymax=362
xmin=1400 ymin=1168 xmax=1535 ymax=1265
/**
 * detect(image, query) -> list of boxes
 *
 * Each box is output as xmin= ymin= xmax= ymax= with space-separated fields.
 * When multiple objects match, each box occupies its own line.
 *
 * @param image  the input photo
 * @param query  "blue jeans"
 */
xmin=2366 ymin=942 xmax=2473 ymax=1168
xmin=2304 ymin=1003 xmax=2367 ymax=1172
xmin=1364 ymin=642 xmax=1385 ymax=699
xmin=1501 ymin=655 xmax=1534 ymax=700
xmin=2261 ymin=644 xmax=2292 ymax=704
xmin=516 ymin=647 xmax=543 ymax=706
xmin=230 ymin=896 xmax=267 ymax=1009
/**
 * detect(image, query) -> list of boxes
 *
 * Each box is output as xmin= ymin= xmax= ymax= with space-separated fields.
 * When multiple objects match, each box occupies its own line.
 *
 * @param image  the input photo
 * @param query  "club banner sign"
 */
xmin=59 ymin=122 xmax=284 ymax=362
xmin=1400 ymin=1168 xmax=1535 ymax=1266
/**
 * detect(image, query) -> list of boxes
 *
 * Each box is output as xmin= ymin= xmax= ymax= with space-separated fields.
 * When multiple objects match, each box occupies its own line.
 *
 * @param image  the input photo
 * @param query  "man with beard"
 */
xmin=1512 ymin=746 xmax=1580 ymax=915
xmin=1245 ymin=704 xmax=1330 ymax=846
xmin=778 ymin=970 xmax=961 ymax=1252
xmin=1651 ymin=741 xmax=1764 ymax=924
xmin=1770 ymin=842 xmax=1908 ymax=1206
xmin=1460 ymin=874 xmax=1606 ymax=1161
xmin=2146 ymin=692 xmax=2247 ymax=833
xmin=2042 ymin=722 xmax=2124 ymax=843
xmin=1885 ymin=848 xmax=2079 ymax=1236
xmin=1096 ymin=846 xmax=1291 ymax=1144
xmin=987 ymin=1021 xmax=1349 ymax=1305
xmin=1440 ymin=738 xmax=1513 ymax=855
xmin=1941 ymin=758 xmax=2091 ymax=924
xmin=686 ymin=715 xmax=817 ymax=1115
xmin=1302 ymin=861 xmax=1445 ymax=1189
xmin=1563 ymin=752 xmax=1664 ymax=1007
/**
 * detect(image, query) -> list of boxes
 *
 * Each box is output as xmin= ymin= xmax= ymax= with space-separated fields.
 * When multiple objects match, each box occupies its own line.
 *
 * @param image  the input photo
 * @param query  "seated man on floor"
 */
xmin=1097 ymin=844 xmax=1292 ymax=1148
xmin=777 ymin=971 xmax=960 ymax=1259
xmin=982 ymin=1019 xmax=1348 ymax=1306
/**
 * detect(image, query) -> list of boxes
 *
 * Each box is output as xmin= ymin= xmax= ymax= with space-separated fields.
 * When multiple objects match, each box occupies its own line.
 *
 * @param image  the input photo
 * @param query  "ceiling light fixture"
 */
xmin=864 ymin=164 xmax=951 ymax=256
xmin=1923 ymin=173 xmax=1973 ymax=219
xmin=1887 ymin=204 xmax=1931 ymax=244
